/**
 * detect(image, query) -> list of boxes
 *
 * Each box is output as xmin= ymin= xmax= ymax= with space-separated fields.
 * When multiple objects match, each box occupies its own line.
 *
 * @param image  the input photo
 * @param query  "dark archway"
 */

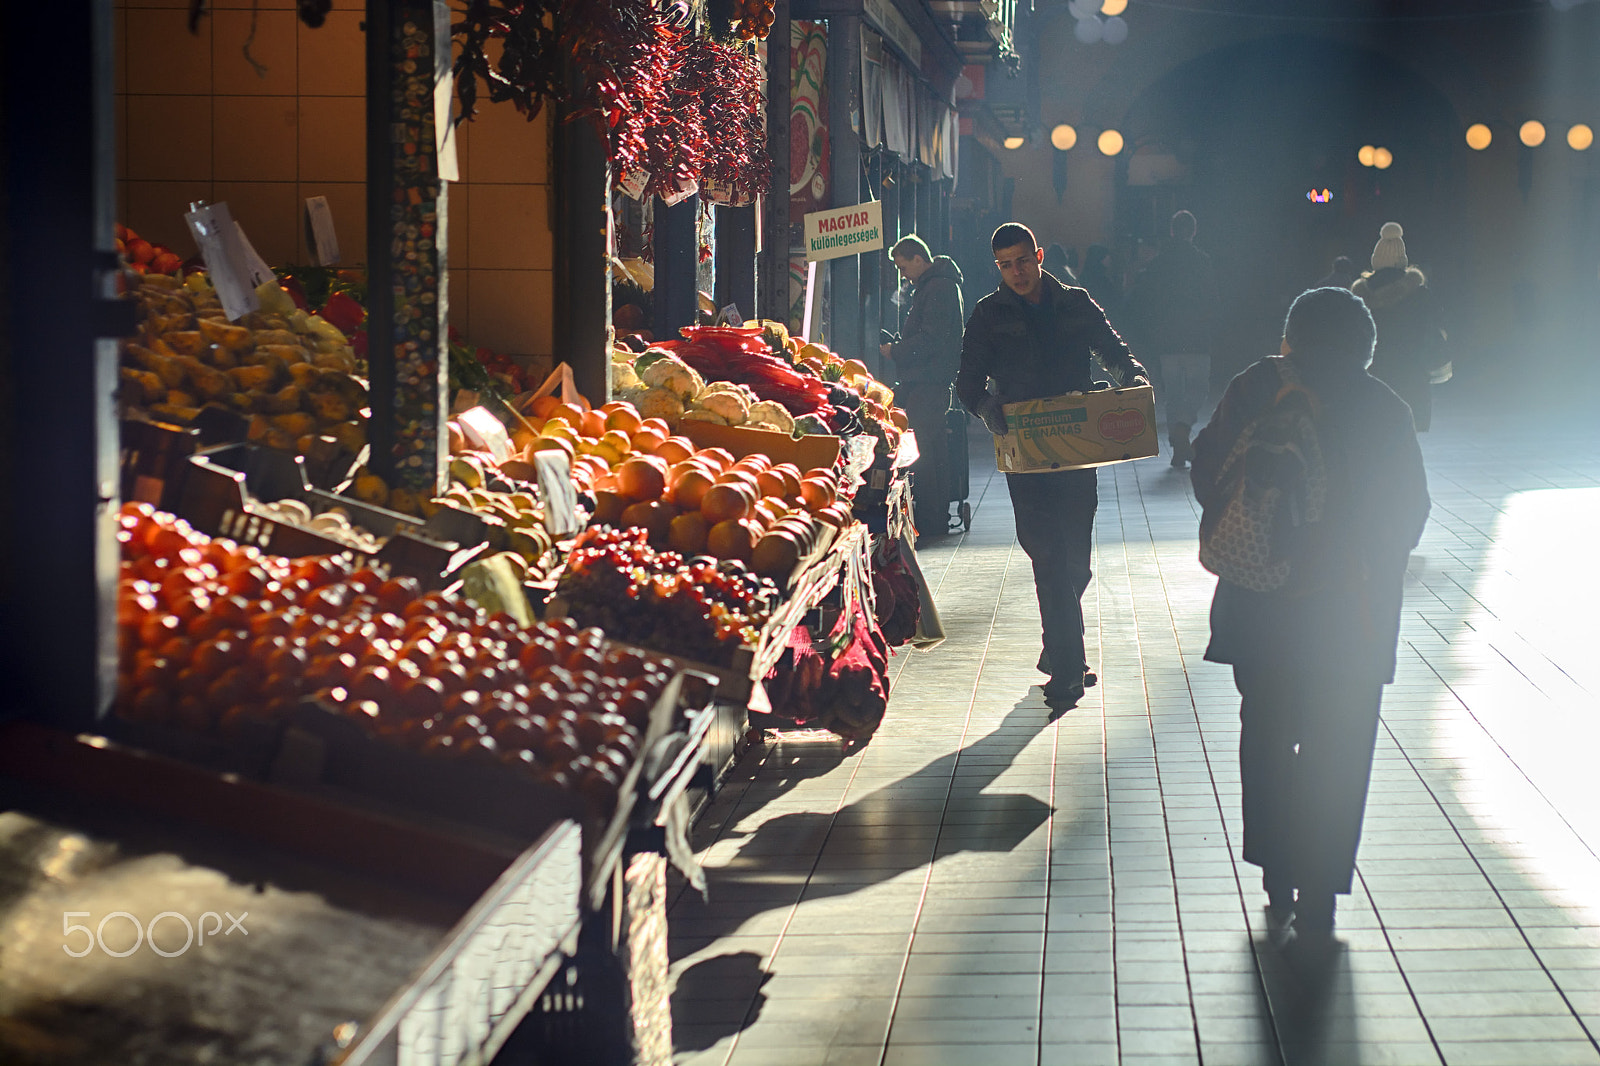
xmin=1115 ymin=35 xmax=1462 ymax=379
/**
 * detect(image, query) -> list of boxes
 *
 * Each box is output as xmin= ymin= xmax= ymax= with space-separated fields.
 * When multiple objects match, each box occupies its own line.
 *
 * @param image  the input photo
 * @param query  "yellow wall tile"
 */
xmin=212 ymin=9 xmax=298 ymax=96
xmin=125 ymin=9 xmax=212 ymax=95
xmin=116 ymin=96 xmax=130 ymax=181
xmin=212 ymin=181 xmax=300 ymax=265
xmin=126 ymin=95 xmax=212 ymax=181
xmin=469 ymin=270 xmax=553 ymax=357
xmin=297 ymin=10 xmax=365 ymax=97
xmin=296 ymin=182 xmax=366 ymax=266
xmin=214 ymin=96 xmax=298 ymax=182
xmin=125 ymin=180 xmax=213 ymax=256
xmin=465 ymin=103 xmax=549 ymax=185
xmin=298 ymin=97 xmax=366 ymax=181
xmin=467 ymin=184 xmax=552 ymax=271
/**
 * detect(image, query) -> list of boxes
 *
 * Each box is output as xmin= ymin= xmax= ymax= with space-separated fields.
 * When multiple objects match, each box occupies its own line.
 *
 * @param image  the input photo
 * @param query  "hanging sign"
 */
xmin=803 ymin=201 xmax=884 ymax=262
xmin=304 ymin=196 xmax=341 ymax=265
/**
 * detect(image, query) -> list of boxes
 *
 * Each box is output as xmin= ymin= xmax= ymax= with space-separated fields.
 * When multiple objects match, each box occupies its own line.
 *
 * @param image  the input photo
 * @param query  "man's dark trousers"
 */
xmin=902 ymin=383 xmax=952 ymax=533
xmin=1007 ymin=467 xmax=1096 ymax=682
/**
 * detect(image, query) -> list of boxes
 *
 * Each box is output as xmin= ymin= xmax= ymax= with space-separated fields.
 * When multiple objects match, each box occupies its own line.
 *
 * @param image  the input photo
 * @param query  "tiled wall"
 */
xmin=114 ymin=0 xmax=555 ymax=357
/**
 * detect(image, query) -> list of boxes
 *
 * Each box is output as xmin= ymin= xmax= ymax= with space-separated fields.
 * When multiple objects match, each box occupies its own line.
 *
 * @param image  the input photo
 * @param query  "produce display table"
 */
xmin=0 ymin=704 xmax=717 ymax=1066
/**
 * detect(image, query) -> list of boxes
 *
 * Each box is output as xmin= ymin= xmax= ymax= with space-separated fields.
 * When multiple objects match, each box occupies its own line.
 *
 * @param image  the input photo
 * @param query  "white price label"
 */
xmin=184 ymin=202 xmax=259 ymax=322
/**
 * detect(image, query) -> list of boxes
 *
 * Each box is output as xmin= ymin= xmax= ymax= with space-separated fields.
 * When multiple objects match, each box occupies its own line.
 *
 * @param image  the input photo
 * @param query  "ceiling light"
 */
xmin=1520 ymin=120 xmax=1547 ymax=147
xmin=1373 ymin=147 xmax=1393 ymax=169
xmin=1465 ymin=124 xmax=1492 ymax=150
xmin=1101 ymin=0 xmax=1128 ymax=13
xmin=1569 ymin=124 xmax=1593 ymax=151
xmin=1358 ymin=145 xmax=1375 ymax=166
xmin=1003 ymin=135 xmax=1026 ymax=150
xmin=1097 ymin=129 xmax=1124 ymax=156
xmin=1050 ymin=124 xmax=1078 ymax=151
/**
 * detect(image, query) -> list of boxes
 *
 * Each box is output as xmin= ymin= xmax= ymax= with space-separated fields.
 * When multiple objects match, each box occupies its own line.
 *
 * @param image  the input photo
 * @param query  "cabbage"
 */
xmin=747 ymin=400 xmax=795 ymax=434
xmin=639 ymin=354 xmax=703 ymax=399
xmin=634 ymin=387 xmax=686 ymax=421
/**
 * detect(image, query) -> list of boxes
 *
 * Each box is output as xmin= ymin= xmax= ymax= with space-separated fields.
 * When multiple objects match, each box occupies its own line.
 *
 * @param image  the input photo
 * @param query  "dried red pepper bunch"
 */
xmin=685 ymin=37 xmax=771 ymax=204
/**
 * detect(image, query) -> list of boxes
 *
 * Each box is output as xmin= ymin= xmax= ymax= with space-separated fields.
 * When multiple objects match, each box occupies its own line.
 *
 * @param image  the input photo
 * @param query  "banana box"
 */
xmin=993 ymin=385 xmax=1158 ymax=473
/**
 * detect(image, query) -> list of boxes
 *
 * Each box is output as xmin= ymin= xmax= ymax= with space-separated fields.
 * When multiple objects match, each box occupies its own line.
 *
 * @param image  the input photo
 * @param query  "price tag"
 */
xmin=304 ymin=196 xmax=341 ymax=266
xmin=717 ymin=303 xmax=744 ymax=327
xmin=661 ymin=178 xmax=699 ymax=207
xmin=534 ymin=450 xmax=580 ymax=536
xmin=233 ymin=222 xmax=275 ymax=287
xmin=184 ymin=202 xmax=259 ymax=322
xmin=456 ymin=405 xmax=513 ymax=464
xmin=619 ymin=167 xmax=651 ymax=202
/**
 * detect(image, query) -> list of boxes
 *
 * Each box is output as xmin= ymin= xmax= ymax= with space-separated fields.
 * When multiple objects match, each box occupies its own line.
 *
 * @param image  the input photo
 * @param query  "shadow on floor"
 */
xmin=668 ymin=951 xmax=770 ymax=1052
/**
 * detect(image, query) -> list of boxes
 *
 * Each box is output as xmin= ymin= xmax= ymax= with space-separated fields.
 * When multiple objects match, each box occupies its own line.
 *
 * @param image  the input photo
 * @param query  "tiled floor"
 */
xmin=667 ymin=386 xmax=1600 ymax=1066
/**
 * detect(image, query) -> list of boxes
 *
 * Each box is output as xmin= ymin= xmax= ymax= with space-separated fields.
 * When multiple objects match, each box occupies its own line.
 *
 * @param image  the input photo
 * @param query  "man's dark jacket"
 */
xmin=890 ymin=255 xmax=965 ymax=385
xmin=955 ymin=271 xmax=1146 ymax=421
xmin=1191 ymin=355 xmax=1430 ymax=682
xmin=1126 ymin=239 xmax=1218 ymax=357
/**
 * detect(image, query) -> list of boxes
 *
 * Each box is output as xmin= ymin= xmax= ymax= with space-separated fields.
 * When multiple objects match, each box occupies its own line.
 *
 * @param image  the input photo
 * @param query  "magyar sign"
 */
xmin=803 ymin=201 xmax=884 ymax=262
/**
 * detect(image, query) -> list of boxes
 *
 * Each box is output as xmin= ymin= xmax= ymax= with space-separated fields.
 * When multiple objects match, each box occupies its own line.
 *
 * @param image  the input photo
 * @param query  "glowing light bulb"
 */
xmin=1097 ymin=129 xmax=1124 ymax=156
xmin=1003 ymin=135 xmax=1026 ymax=150
xmin=1101 ymin=0 xmax=1128 ymax=13
xmin=1358 ymin=145 xmax=1376 ymax=166
xmin=1050 ymin=124 xmax=1078 ymax=151
xmin=1465 ymin=124 xmax=1492 ymax=150
xmin=1521 ymin=120 xmax=1547 ymax=147
xmin=1569 ymin=124 xmax=1593 ymax=151
xmin=1374 ymin=147 xmax=1393 ymax=169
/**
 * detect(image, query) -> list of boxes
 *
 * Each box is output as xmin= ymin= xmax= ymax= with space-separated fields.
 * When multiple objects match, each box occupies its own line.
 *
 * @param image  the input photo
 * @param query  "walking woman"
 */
xmin=1352 ymin=222 xmax=1447 ymax=431
xmin=1191 ymin=288 xmax=1430 ymax=946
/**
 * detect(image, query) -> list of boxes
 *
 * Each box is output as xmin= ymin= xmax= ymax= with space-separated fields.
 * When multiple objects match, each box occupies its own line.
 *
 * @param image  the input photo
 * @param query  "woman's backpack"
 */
xmin=1198 ymin=358 xmax=1329 ymax=593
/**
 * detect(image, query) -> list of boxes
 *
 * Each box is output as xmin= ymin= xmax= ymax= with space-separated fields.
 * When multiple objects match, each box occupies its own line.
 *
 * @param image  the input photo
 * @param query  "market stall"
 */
xmin=2 ymin=2 xmax=938 ymax=1062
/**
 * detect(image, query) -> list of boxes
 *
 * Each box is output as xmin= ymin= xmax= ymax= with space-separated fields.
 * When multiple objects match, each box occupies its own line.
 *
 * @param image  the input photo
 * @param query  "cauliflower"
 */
xmin=681 ymin=408 xmax=730 ymax=426
xmin=639 ymin=354 xmax=703 ymax=400
xmin=633 ymin=386 xmax=685 ymax=422
xmin=694 ymin=389 xmax=750 ymax=425
xmin=746 ymin=400 xmax=795 ymax=434
xmin=612 ymin=359 xmax=642 ymax=392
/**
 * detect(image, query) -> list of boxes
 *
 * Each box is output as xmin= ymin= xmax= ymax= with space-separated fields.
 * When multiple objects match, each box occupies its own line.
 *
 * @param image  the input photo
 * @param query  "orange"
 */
xmin=671 ymin=468 xmax=716 ymax=510
xmin=699 ymin=447 xmax=735 ymax=473
xmin=630 ymin=426 xmax=667 ymax=455
xmin=667 ymin=511 xmax=711 ymax=555
xmin=547 ymin=401 xmax=585 ymax=426
xmin=616 ymin=456 xmax=669 ymax=501
xmin=639 ymin=417 xmax=672 ymax=437
xmin=605 ymin=406 xmax=643 ymax=434
xmin=652 ymin=436 xmax=695 ymax=465
xmin=701 ymin=482 xmax=756 ymax=524
xmin=799 ymin=476 xmax=836 ymax=511
xmin=706 ymin=518 xmax=757 ymax=562
xmin=579 ymin=409 xmax=607 ymax=438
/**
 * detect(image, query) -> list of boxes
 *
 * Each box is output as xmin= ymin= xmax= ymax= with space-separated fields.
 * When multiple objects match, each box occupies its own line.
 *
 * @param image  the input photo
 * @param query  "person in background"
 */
xmin=1316 ymin=255 xmax=1357 ymax=290
xmin=880 ymin=234 xmax=966 ymax=536
xmin=1126 ymin=209 xmax=1219 ymax=467
xmin=1042 ymin=243 xmax=1076 ymax=284
xmin=1351 ymin=222 xmax=1447 ymax=431
xmin=1077 ymin=244 xmax=1123 ymax=325
xmin=1191 ymin=287 xmax=1430 ymax=950
xmin=957 ymin=223 xmax=1150 ymax=707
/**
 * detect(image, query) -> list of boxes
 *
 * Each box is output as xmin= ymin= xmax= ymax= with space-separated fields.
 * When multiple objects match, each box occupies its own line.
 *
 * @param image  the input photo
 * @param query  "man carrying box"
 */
xmin=957 ymin=223 xmax=1150 ymax=707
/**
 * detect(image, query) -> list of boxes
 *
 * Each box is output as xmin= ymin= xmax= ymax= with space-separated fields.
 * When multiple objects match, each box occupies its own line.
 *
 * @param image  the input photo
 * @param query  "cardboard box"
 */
xmin=679 ymin=419 xmax=841 ymax=472
xmin=993 ymin=385 xmax=1158 ymax=473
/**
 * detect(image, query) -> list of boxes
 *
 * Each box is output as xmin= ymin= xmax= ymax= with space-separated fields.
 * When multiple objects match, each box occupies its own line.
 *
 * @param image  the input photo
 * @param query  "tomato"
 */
xmin=347 ymin=665 xmax=393 ymax=705
xmin=376 ymin=576 xmax=422 ymax=613
xmin=133 ymin=655 xmax=173 ymax=689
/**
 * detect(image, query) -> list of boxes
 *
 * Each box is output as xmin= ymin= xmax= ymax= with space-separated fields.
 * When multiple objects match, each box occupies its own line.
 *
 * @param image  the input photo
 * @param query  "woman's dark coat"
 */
xmin=1191 ymin=355 xmax=1431 ymax=683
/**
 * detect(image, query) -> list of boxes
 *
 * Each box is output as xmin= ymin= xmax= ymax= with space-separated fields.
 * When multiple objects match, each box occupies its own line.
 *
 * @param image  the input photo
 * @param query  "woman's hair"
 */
xmin=1283 ymin=287 xmax=1377 ymax=369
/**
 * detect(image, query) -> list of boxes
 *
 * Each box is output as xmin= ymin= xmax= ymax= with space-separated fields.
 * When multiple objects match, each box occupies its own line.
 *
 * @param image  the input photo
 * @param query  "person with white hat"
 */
xmin=1351 ymin=222 xmax=1448 ymax=430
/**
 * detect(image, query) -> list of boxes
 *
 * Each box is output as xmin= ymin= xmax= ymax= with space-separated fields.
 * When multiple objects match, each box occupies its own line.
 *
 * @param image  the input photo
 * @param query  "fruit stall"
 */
xmin=1 ymin=3 xmax=934 ymax=1064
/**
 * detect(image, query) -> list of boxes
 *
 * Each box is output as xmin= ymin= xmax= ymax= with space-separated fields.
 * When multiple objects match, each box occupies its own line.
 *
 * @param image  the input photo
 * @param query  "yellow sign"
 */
xmin=803 ymin=201 xmax=885 ymax=263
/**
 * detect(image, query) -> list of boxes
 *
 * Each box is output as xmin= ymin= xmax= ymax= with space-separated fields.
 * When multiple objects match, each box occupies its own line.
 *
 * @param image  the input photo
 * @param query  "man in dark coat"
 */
xmin=1126 ymin=209 xmax=1219 ymax=467
xmin=882 ymin=234 xmax=965 ymax=535
xmin=1191 ymin=287 xmax=1430 ymax=946
xmin=957 ymin=222 xmax=1149 ymax=706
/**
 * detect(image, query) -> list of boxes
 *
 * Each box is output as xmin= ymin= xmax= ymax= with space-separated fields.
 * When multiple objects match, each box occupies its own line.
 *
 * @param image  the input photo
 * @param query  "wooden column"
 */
xmin=827 ymin=13 xmax=862 ymax=359
xmin=365 ymin=1 xmax=449 ymax=493
xmin=1 ymin=0 xmax=123 ymax=725
xmin=713 ymin=205 xmax=758 ymax=324
xmin=653 ymin=195 xmax=702 ymax=339
xmin=758 ymin=0 xmax=793 ymax=323
xmin=554 ymin=82 xmax=612 ymax=402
